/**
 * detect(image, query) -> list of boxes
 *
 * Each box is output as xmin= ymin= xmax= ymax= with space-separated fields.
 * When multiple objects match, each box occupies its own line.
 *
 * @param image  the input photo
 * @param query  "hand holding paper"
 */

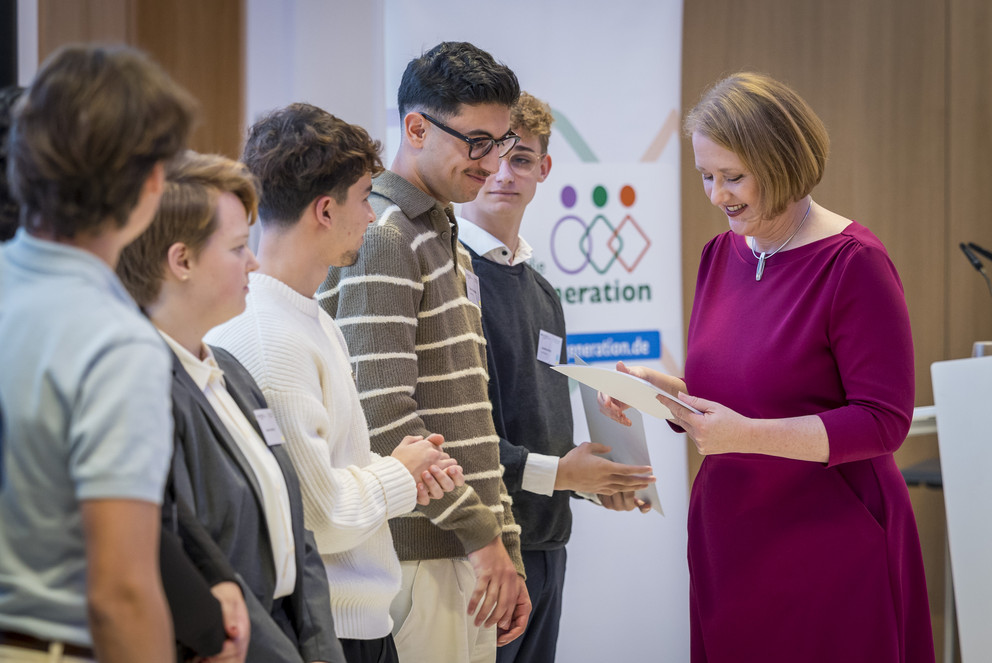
xmin=577 ymin=362 xmax=795 ymax=458
xmin=554 ymin=441 xmax=655 ymax=495
xmin=609 ymin=361 xmax=690 ymax=425
xmin=599 ymin=491 xmax=653 ymax=513
xmin=553 ymin=360 xmax=697 ymax=423
xmin=575 ymin=378 xmax=664 ymax=514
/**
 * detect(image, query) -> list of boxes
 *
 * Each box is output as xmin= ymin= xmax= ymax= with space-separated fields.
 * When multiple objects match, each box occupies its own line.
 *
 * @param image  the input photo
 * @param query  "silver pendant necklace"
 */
xmin=747 ymin=200 xmax=812 ymax=281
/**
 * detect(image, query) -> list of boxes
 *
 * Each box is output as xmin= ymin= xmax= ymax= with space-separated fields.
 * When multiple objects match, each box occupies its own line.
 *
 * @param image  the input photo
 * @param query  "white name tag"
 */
xmin=537 ymin=330 xmax=564 ymax=365
xmin=253 ymin=408 xmax=285 ymax=447
xmin=465 ymin=270 xmax=481 ymax=307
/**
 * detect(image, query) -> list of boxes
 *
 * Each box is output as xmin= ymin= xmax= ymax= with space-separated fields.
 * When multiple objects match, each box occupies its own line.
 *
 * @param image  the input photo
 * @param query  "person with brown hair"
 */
xmin=318 ymin=41 xmax=529 ymax=663
xmin=603 ymin=72 xmax=934 ymax=663
xmin=117 ymin=151 xmax=347 ymax=663
xmin=207 ymin=102 xmax=464 ymax=663
xmin=0 ymin=44 xmax=195 ymax=663
xmin=458 ymin=91 xmax=656 ymax=663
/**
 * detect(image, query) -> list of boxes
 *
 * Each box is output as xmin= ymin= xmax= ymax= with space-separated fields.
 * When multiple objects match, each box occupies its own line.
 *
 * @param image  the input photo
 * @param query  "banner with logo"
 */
xmin=529 ymin=162 xmax=682 ymax=371
xmin=385 ymin=3 xmax=687 ymax=660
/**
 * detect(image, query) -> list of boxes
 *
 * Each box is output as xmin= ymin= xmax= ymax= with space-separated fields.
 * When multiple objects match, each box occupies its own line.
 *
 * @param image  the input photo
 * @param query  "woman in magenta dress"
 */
xmin=604 ymin=73 xmax=934 ymax=662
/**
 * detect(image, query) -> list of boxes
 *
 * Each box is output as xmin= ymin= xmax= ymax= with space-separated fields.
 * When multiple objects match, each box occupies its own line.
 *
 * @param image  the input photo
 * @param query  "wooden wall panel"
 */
xmin=133 ymin=0 xmax=244 ymax=158
xmin=681 ymin=0 xmax=947 ymax=410
xmin=36 ymin=0 xmax=243 ymax=159
xmin=949 ymin=0 xmax=992 ymax=357
xmin=38 ymin=0 xmax=133 ymax=57
xmin=682 ymin=0 xmax=951 ymax=653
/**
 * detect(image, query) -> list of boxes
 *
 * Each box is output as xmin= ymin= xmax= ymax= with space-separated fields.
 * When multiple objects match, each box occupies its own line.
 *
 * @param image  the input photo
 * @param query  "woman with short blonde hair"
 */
xmin=605 ymin=72 xmax=933 ymax=662
xmin=119 ymin=151 xmax=345 ymax=663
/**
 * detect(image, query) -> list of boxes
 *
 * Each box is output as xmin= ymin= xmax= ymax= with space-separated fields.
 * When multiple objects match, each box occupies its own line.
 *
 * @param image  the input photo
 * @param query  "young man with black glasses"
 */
xmin=318 ymin=42 xmax=529 ymax=663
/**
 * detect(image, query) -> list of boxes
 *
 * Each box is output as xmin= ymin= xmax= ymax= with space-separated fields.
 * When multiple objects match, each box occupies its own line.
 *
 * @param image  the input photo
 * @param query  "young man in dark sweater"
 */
xmin=458 ymin=92 xmax=656 ymax=663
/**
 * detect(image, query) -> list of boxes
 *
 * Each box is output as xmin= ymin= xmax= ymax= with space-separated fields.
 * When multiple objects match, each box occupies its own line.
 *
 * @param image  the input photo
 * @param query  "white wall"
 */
xmin=245 ymin=0 xmax=387 ymax=143
xmin=16 ymin=0 xmax=37 ymax=85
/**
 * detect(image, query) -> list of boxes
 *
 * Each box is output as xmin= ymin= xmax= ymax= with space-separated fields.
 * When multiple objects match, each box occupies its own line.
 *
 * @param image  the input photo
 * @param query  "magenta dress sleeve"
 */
xmin=818 ymin=242 xmax=915 ymax=466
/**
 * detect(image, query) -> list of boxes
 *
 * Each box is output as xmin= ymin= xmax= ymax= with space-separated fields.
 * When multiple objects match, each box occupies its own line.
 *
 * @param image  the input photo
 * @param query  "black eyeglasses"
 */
xmin=420 ymin=113 xmax=520 ymax=160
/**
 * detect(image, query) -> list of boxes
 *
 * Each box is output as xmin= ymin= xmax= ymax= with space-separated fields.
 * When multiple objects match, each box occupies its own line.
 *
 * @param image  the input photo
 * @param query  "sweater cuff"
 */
xmin=521 ymin=453 xmax=559 ymax=496
xmin=367 ymin=455 xmax=418 ymax=518
xmin=502 ymin=526 xmax=526 ymax=578
xmin=454 ymin=508 xmax=504 ymax=555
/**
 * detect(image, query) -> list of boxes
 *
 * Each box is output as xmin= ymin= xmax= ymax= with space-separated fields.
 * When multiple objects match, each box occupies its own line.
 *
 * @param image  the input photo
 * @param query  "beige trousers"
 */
xmin=389 ymin=559 xmax=497 ymax=663
xmin=0 ymin=644 xmax=94 ymax=663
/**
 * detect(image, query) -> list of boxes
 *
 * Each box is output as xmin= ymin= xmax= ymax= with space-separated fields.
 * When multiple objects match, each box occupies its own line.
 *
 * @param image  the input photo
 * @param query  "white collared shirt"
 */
xmin=162 ymin=332 xmax=297 ymax=598
xmin=456 ymin=217 xmax=534 ymax=266
xmin=457 ymin=217 xmax=559 ymax=497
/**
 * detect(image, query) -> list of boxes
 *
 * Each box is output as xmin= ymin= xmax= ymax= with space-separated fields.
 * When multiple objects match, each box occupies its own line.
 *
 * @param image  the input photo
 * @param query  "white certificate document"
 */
xmin=552 ymin=364 xmax=701 ymax=420
xmin=577 ymin=380 xmax=664 ymax=515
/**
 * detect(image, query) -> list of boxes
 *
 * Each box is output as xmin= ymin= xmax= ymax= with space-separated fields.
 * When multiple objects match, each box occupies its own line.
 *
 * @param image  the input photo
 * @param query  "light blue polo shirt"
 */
xmin=0 ymin=229 xmax=173 ymax=646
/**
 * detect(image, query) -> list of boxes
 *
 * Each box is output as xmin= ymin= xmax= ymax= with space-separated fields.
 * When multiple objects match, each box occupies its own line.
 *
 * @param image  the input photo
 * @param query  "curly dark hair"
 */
xmin=9 ymin=44 xmax=197 ymax=238
xmin=0 ymin=86 xmax=25 ymax=242
xmin=241 ymin=102 xmax=383 ymax=228
xmin=397 ymin=41 xmax=519 ymax=121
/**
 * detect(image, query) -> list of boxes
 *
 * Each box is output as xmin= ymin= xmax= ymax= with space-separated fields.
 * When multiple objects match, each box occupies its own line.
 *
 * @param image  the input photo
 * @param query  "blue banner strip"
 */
xmin=566 ymin=330 xmax=661 ymax=363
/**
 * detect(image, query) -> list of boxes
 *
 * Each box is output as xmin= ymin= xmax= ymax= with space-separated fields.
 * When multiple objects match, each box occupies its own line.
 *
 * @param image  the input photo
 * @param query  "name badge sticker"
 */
xmin=253 ymin=408 xmax=285 ymax=447
xmin=465 ymin=270 xmax=482 ymax=308
xmin=537 ymin=330 xmax=564 ymax=366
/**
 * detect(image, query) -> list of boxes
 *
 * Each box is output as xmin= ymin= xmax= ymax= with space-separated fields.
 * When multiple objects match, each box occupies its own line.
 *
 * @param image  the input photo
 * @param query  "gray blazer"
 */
xmin=169 ymin=346 xmax=345 ymax=663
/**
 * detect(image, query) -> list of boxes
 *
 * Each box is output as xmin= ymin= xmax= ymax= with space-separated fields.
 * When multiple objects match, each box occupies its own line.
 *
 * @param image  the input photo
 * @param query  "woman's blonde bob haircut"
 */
xmin=117 ymin=151 xmax=258 ymax=308
xmin=684 ymin=72 xmax=829 ymax=219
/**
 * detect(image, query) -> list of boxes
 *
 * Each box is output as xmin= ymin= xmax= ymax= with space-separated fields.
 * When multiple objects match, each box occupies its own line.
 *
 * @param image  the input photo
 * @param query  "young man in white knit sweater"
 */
xmin=205 ymin=103 xmax=464 ymax=663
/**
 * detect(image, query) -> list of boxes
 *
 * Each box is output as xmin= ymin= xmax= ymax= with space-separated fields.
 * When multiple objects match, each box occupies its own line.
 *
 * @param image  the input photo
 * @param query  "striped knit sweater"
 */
xmin=205 ymin=273 xmax=418 ymax=639
xmin=318 ymin=170 xmax=523 ymax=574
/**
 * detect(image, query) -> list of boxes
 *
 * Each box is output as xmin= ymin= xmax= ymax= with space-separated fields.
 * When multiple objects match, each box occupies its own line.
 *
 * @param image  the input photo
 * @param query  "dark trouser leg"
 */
xmin=339 ymin=635 xmax=400 ymax=663
xmin=496 ymin=548 xmax=567 ymax=663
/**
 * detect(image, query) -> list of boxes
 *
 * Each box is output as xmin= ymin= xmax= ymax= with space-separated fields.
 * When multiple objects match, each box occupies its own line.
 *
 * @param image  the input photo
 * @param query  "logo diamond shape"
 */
xmin=608 ymin=214 xmax=651 ymax=273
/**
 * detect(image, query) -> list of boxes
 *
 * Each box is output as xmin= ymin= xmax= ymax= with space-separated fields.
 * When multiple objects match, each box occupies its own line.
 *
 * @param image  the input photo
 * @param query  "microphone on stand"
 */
xmin=961 ymin=242 xmax=984 ymax=270
xmin=960 ymin=242 xmax=992 ymax=298
xmin=967 ymin=242 xmax=992 ymax=263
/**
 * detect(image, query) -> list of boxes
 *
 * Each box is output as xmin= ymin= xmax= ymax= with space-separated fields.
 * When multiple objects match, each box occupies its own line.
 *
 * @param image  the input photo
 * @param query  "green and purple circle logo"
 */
xmin=550 ymin=183 xmax=650 ymax=275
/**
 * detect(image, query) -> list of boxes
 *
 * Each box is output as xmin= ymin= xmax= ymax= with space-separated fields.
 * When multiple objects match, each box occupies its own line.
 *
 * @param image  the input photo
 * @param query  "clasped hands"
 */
xmin=392 ymin=433 xmax=465 ymax=505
